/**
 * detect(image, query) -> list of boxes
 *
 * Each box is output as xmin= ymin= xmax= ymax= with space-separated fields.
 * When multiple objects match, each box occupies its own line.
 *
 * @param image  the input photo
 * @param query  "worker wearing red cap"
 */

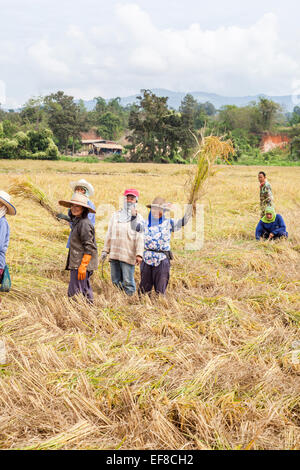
xmin=101 ymin=189 xmax=144 ymax=296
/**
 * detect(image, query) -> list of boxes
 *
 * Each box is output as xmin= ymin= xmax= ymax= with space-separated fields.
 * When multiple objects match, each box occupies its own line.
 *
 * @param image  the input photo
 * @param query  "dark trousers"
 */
xmin=139 ymin=259 xmax=170 ymax=295
xmin=68 ymin=269 xmax=94 ymax=302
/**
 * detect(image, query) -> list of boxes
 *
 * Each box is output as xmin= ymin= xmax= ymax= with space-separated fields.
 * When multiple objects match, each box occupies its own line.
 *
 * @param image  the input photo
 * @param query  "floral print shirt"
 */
xmin=132 ymin=210 xmax=192 ymax=267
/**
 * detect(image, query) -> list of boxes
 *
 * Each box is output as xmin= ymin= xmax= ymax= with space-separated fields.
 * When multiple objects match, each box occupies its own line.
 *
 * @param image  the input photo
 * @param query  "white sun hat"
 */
xmin=70 ymin=179 xmax=94 ymax=197
xmin=0 ymin=190 xmax=17 ymax=216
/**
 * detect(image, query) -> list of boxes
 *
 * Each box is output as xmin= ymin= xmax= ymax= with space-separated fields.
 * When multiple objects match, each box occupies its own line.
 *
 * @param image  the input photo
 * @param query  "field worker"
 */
xmin=101 ymin=189 xmax=144 ymax=296
xmin=0 ymin=191 xmax=16 ymax=300
xmin=58 ymin=192 xmax=98 ymax=303
xmin=57 ymin=179 xmax=96 ymax=248
xmin=255 ymin=206 xmax=288 ymax=241
xmin=258 ymin=171 xmax=274 ymax=218
xmin=131 ymin=197 xmax=192 ymax=296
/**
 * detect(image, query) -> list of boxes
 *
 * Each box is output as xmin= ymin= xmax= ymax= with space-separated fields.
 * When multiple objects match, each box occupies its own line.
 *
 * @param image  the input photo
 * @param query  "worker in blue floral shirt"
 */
xmin=131 ymin=197 xmax=192 ymax=295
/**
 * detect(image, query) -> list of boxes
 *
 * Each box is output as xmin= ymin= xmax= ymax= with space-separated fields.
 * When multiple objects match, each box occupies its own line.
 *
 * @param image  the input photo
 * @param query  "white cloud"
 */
xmin=0 ymin=41 xmax=18 ymax=64
xmin=2 ymin=2 xmax=300 ymax=105
xmin=0 ymin=80 xmax=6 ymax=105
xmin=28 ymin=40 xmax=70 ymax=77
xmin=113 ymin=8 xmax=299 ymax=95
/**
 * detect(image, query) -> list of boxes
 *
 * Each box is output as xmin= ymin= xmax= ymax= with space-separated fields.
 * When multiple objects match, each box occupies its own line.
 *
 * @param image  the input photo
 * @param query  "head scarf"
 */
xmin=261 ymin=206 xmax=276 ymax=224
xmin=148 ymin=209 xmax=165 ymax=227
xmin=75 ymin=186 xmax=89 ymax=198
xmin=118 ymin=197 xmax=137 ymax=223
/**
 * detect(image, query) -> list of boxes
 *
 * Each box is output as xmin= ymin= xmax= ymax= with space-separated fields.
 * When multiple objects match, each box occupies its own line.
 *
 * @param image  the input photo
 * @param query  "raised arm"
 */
xmin=171 ymin=205 xmax=193 ymax=232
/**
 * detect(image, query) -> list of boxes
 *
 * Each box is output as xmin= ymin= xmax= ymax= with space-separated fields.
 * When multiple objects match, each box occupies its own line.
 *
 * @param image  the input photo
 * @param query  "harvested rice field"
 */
xmin=0 ymin=160 xmax=299 ymax=450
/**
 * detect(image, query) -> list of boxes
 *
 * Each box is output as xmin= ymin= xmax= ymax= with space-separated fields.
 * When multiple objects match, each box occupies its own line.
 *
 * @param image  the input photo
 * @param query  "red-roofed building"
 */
xmin=79 ymin=130 xmax=123 ymax=157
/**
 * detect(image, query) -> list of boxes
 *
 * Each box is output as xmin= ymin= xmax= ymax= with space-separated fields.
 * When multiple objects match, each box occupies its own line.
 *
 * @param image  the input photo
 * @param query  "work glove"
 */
xmin=101 ymin=251 xmax=108 ymax=261
xmin=56 ymin=213 xmax=71 ymax=222
xmin=78 ymin=254 xmax=92 ymax=281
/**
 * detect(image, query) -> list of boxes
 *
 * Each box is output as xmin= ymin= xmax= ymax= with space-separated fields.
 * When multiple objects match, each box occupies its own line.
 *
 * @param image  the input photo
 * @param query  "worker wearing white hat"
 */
xmin=0 ymin=191 xmax=16 ymax=292
xmin=70 ymin=179 xmax=94 ymax=198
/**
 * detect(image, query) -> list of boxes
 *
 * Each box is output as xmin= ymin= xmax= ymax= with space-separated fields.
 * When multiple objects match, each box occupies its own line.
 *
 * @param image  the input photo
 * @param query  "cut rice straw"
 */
xmin=9 ymin=176 xmax=61 ymax=222
xmin=188 ymin=132 xmax=234 ymax=212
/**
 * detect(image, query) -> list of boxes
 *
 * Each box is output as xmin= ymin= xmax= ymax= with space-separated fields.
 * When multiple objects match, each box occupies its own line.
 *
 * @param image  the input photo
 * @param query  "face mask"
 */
xmin=118 ymin=199 xmax=136 ymax=223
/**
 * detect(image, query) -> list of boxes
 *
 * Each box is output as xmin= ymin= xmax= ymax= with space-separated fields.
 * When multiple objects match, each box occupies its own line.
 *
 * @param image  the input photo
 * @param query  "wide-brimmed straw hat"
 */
xmin=58 ymin=193 xmax=96 ymax=213
xmin=146 ymin=197 xmax=170 ymax=211
xmin=70 ymin=179 xmax=94 ymax=197
xmin=0 ymin=190 xmax=17 ymax=216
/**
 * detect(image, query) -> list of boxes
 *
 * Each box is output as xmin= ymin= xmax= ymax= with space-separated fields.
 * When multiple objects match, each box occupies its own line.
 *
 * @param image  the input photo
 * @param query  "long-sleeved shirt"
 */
xmin=66 ymin=216 xmax=98 ymax=271
xmin=103 ymin=211 xmax=144 ymax=266
xmin=66 ymin=199 xmax=96 ymax=248
xmin=0 ymin=217 xmax=10 ymax=269
xmin=255 ymin=214 xmax=287 ymax=240
xmin=131 ymin=210 xmax=192 ymax=267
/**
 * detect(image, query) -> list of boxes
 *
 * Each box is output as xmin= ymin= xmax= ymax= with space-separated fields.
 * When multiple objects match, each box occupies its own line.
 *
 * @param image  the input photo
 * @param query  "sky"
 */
xmin=1 ymin=0 xmax=300 ymax=108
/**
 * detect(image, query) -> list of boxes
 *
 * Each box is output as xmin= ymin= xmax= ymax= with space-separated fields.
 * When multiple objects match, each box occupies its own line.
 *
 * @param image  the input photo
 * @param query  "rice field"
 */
xmin=0 ymin=160 xmax=299 ymax=450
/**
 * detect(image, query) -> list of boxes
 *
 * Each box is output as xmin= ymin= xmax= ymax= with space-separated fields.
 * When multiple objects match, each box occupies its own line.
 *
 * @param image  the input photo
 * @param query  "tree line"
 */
xmin=1 ymin=89 xmax=300 ymax=162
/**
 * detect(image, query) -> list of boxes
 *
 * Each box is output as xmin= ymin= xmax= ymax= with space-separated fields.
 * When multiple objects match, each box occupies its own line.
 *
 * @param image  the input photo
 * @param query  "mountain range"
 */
xmin=81 ymin=88 xmax=297 ymax=113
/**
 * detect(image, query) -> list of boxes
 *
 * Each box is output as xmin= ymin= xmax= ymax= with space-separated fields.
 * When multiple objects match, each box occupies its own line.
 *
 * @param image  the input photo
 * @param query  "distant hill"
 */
xmin=80 ymin=89 xmax=296 ymax=113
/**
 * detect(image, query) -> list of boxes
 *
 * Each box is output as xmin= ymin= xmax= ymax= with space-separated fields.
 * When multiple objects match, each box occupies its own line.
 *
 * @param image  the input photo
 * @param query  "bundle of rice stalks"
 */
xmin=188 ymin=134 xmax=234 ymax=212
xmin=9 ymin=177 xmax=60 ymax=221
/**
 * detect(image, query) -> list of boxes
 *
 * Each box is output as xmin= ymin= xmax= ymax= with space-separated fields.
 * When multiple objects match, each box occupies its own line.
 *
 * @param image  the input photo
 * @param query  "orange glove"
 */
xmin=78 ymin=254 xmax=92 ymax=280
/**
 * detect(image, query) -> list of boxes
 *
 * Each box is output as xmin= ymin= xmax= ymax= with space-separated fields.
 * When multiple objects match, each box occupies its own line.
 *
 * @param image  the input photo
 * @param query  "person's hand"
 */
xmin=269 ymin=233 xmax=274 ymax=239
xmin=101 ymin=251 xmax=108 ymax=261
xmin=135 ymin=255 xmax=143 ymax=266
xmin=56 ymin=213 xmax=71 ymax=222
xmin=78 ymin=264 xmax=87 ymax=280
xmin=131 ymin=207 xmax=137 ymax=217
xmin=78 ymin=254 xmax=92 ymax=280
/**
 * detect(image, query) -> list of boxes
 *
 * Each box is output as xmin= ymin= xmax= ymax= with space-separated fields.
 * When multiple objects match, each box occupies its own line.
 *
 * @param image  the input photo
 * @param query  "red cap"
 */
xmin=124 ymin=188 xmax=139 ymax=198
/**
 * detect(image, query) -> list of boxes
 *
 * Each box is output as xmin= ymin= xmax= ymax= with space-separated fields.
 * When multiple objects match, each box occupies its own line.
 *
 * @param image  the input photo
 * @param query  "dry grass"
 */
xmin=0 ymin=160 xmax=299 ymax=450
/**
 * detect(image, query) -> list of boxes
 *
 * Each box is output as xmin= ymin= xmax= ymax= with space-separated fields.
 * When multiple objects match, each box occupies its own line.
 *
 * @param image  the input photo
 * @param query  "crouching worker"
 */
xmin=101 ymin=189 xmax=144 ymax=296
xmin=255 ymin=206 xmax=288 ymax=241
xmin=0 ymin=191 xmax=16 ymax=301
xmin=58 ymin=193 xmax=98 ymax=303
xmin=131 ymin=197 xmax=192 ymax=296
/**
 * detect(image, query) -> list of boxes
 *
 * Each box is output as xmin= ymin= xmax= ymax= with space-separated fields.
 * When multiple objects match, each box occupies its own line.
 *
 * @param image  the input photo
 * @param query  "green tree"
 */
xmin=128 ymin=89 xmax=188 ymax=162
xmin=44 ymin=91 xmax=82 ymax=153
xmin=179 ymin=94 xmax=199 ymax=158
xmin=257 ymin=97 xmax=281 ymax=130
xmin=20 ymin=96 xmax=46 ymax=130
xmin=288 ymin=106 xmax=300 ymax=125
xmin=2 ymin=119 xmax=20 ymax=138
xmin=94 ymin=96 xmax=107 ymax=115
xmin=97 ymin=111 xmax=122 ymax=140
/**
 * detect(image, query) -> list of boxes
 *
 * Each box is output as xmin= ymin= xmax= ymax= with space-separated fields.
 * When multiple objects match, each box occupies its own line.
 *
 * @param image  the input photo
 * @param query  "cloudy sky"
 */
xmin=1 ymin=0 xmax=300 ymax=107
